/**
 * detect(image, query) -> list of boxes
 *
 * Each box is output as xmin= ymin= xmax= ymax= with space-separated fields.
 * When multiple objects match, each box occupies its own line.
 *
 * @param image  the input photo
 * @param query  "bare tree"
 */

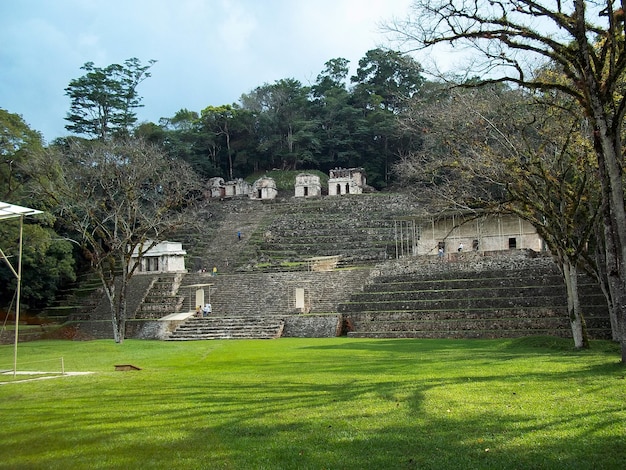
xmin=396 ymin=84 xmax=602 ymax=348
xmin=388 ymin=0 xmax=626 ymax=360
xmin=34 ymin=138 xmax=202 ymax=343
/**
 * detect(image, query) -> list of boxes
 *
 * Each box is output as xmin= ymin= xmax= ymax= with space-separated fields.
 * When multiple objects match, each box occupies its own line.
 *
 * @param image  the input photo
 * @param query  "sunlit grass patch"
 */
xmin=0 ymin=337 xmax=624 ymax=469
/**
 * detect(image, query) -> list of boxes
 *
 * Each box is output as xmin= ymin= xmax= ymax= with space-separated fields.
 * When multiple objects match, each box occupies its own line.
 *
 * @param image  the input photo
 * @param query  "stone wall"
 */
xmin=282 ymin=314 xmax=342 ymax=337
xmin=341 ymin=251 xmax=612 ymax=340
xmin=370 ymin=249 xmax=555 ymax=280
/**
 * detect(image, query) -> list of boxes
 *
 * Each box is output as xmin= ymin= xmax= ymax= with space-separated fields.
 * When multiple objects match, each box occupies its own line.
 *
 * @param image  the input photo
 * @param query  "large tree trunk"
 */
xmin=100 ymin=270 xmax=128 ymax=344
xmin=114 ymin=285 xmax=127 ymax=344
xmin=562 ymin=259 xmax=589 ymax=349
xmin=593 ymin=124 xmax=626 ymax=362
xmin=100 ymin=277 xmax=121 ymax=343
xmin=226 ymin=131 xmax=233 ymax=181
xmin=577 ymin=0 xmax=626 ymax=361
xmin=599 ymin=204 xmax=621 ymax=341
xmin=603 ymin=213 xmax=626 ymax=361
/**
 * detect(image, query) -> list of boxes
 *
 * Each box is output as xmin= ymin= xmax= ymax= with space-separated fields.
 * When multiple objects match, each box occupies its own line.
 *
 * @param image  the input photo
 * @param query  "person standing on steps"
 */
xmin=237 ymin=230 xmax=242 ymax=241
xmin=212 ymin=266 xmax=218 ymax=276
xmin=202 ymin=303 xmax=212 ymax=317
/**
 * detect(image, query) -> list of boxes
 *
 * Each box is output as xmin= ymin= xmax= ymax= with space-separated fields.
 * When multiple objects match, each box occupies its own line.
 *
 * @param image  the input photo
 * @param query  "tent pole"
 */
xmin=13 ymin=215 xmax=24 ymax=378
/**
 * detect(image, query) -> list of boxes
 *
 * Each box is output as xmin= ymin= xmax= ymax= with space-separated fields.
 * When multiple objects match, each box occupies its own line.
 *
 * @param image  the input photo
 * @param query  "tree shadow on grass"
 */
xmin=1 ymin=337 xmax=624 ymax=469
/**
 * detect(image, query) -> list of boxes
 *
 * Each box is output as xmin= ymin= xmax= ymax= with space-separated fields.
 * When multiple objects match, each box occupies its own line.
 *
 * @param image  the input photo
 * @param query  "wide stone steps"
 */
xmin=252 ymin=197 xmax=409 ymax=265
xmin=338 ymin=295 xmax=607 ymax=312
xmin=345 ymin=308 xmax=609 ymax=336
xmin=342 ymin=263 xmax=612 ymax=340
xmin=135 ymin=274 xmax=184 ymax=319
xmin=167 ymin=316 xmax=284 ymax=341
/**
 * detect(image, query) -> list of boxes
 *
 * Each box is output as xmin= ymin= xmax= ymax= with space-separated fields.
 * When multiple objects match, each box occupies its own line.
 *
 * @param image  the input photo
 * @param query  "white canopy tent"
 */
xmin=0 ymin=202 xmax=43 ymax=376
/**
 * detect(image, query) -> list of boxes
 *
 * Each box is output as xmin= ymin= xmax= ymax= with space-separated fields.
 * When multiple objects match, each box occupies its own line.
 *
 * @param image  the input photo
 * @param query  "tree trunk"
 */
xmin=562 ymin=259 xmax=589 ymax=349
xmin=226 ymin=131 xmax=233 ymax=181
xmin=599 ymin=203 xmax=621 ymax=341
xmin=115 ymin=286 xmax=127 ymax=344
xmin=577 ymin=0 xmax=626 ymax=360
xmin=594 ymin=127 xmax=626 ymax=361
xmin=100 ymin=270 xmax=128 ymax=344
xmin=100 ymin=277 xmax=120 ymax=343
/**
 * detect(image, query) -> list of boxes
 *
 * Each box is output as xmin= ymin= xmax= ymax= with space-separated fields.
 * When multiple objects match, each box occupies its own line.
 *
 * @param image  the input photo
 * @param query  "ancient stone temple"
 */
xmin=393 ymin=212 xmax=545 ymax=258
xmin=132 ymin=241 xmax=187 ymax=273
xmin=207 ymin=177 xmax=225 ymax=198
xmin=328 ymin=168 xmax=366 ymax=195
xmin=294 ymin=173 xmax=322 ymax=198
xmin=207 ymin=177 xmax=251 ymax=198
xmin=250 ymin=176 xmax=278 ymax=200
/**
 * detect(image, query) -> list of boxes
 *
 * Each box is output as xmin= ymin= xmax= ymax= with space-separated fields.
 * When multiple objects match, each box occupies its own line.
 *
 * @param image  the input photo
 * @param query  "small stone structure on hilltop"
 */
xmin=294 ymin=173 xmax=322 ymax=198
xmin=207 ymin=167 xmax=366 ymax=199
xmin=207 ymin=177 xmax=251 ymax=198
xmin=250 ymin=176 xmax=278 ymax=200
xmin=131 ymin=241 xmax=187 ymax=273
xmin=328 ymin=167 xmax=367 ymax=195
xmin=208 ymin=176 xmax=278 ymax=200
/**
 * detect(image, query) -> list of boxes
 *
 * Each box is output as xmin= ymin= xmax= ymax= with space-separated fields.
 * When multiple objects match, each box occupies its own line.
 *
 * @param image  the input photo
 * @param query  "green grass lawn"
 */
xmin=1 ymin=337 xmax=625 ymax=469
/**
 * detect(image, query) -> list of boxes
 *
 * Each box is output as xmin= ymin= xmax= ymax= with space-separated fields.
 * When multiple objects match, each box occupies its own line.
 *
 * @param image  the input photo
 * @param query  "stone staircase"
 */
xmin=164 ymin=269 xmax=371 ymax=340
xmin=249 ymin=194 xmax=421 ymax=268
xmin=340 ymin=255 xmax=612 ymax=339
xmin=134 ymin=274 xmax=185 ymax=319
xmin=175 ymin=199 xmax=273 ymax=274
xmin=167 ymin=315 xmax=285 ymax=340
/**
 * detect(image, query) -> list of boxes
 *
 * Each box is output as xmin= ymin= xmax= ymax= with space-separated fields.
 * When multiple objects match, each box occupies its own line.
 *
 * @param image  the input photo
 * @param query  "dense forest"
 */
xmin=130 ymin=49 xmax=424 ymax=189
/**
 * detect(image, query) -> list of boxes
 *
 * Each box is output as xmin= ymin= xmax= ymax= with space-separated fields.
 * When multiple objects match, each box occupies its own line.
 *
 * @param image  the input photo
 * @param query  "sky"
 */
xmin=0 ymin=0 xmax=426 ymax=143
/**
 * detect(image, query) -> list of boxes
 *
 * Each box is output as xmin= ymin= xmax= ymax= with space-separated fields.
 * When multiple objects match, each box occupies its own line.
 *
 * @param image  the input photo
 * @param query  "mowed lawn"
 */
xmin=0 ymin=337 xmax=625 ymax=469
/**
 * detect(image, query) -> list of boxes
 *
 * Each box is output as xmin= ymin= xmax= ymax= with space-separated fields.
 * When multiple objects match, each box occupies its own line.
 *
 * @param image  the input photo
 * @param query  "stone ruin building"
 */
xmin=207 ymin=177 xmax=251 ymax=198
xmin=131 ymin=241 xmax=187 ymax=273
xmin=294 ymin=173 xmax=322 ymax=198
xmin=207 ymin=176 xmax=276 ymax=200
xmin=250 ymin=176 xmax=278 ymax=200
xmin=393 ymin=211 xmax=545 ymax=258
xmin=207 ymin=167 xmax=366 ymax=200
xmin=328 ymin=167 xmax=367 ymax=196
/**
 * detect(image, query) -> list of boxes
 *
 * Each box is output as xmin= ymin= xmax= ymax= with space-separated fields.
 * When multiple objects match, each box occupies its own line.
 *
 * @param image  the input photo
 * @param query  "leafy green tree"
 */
xmin=0 ymin=110 xmax=76 ymax=310
xmin=240 ymin=79 xmax=318 ymax=171
xmin=0 ymin=109 xmax=44 ymax=200
xmin=134 ymin=121 xmax=167 ymax=145
xmin=65 ymin=58 xmax=156 ymax=140
xmin=311 ymin=59 xmax=364 ymax=172
xmin=158 ymin=109 xmax=219 ymax=178
xmin=0 ymin=222 xmax=76 ymax=310
xmin=349 ymin=49 xmax=424 ymax=187
xmin=351 ymin=49 xmax=424 ymax=112
xmin=200 ymin=105 xmax=244 ymax=180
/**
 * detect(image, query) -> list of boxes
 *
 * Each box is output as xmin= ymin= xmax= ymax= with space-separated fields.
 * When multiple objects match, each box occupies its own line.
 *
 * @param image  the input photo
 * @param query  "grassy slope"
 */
xmin=0 ymin=337 xmax=624 ymax=469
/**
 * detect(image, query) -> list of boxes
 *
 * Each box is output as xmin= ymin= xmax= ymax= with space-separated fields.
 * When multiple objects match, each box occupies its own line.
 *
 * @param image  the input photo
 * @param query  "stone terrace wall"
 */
xmin=341 ymin=251 xmax=612 ymax=340
xmin=369 ymin=249 xmax=555 ymax=280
